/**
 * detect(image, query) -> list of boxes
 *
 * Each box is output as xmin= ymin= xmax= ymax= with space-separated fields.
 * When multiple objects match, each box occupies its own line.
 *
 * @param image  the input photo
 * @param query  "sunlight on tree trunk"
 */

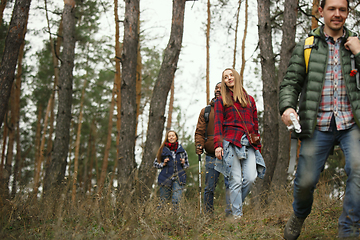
xmin=0 ymin=119 xmax=8 ymax=179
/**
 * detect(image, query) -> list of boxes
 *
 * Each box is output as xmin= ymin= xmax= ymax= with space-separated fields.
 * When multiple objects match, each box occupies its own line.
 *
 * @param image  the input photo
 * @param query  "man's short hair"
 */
xmin=320 ymin=0 xmax=349 ymax=10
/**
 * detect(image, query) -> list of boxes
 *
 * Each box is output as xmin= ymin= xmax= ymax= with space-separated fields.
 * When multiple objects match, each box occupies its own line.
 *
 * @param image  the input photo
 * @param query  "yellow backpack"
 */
xmin=304 ymin=36 xmax=315 ymax=73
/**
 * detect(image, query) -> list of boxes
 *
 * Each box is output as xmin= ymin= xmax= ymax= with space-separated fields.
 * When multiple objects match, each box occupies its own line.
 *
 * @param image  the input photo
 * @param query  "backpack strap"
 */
xmin=304 ymin=36 xmax=315 ymax=73
xmin=204 ymin=105 xmax=211 ymax=142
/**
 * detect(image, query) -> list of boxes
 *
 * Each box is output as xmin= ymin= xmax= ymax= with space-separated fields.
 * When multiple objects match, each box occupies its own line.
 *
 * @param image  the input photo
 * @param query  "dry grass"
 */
xmin=0 ymin=180 xmax=350 ymax=239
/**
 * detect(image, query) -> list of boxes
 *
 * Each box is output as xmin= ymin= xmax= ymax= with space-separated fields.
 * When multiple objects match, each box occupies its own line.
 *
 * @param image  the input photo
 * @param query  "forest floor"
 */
xmin=0 ymin=182 xmax=354 ymax=239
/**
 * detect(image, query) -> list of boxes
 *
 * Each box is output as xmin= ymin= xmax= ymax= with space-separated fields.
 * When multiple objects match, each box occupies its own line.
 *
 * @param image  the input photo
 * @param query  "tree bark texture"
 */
xmin=0 ymin=0 xmax=31 ymax=129
xmin=254 ymin=0 xmax=278 ymax=204
xmin=117 ymin=0 xmax=140 ymax=187
xmin=43 ymin=2 xmax=76 ymax=194
xmin=272 ymin=0 xmax=298 ymax=189
xmin=138 ymin=0 xmax=187 ymax=201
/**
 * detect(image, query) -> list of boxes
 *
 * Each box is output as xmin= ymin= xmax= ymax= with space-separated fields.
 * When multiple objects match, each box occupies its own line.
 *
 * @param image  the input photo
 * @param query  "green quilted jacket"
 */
xmin=279 ymin=26 xmax=360 ymax=139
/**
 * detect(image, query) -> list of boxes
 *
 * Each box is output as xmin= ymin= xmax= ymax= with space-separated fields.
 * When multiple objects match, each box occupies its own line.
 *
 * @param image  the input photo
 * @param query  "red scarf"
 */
xmin=165 ymin=142 xmax=178 ymax=152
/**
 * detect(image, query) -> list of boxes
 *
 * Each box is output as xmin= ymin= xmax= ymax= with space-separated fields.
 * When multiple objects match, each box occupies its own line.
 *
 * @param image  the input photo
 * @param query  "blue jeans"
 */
xmin=204 ymin=154 xmax=231 ymax=215
xmin=293 ymin=124 xmax=360 ymax=238
xmin=159 ymin=180 xmax=183 ymax=207
xmin=224 ymin=142 xmax=257 ymax=217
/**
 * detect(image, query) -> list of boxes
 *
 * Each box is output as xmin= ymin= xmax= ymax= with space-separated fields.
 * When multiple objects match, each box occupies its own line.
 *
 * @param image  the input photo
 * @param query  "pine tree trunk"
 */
xmin=117 ymin=0 xmax=140 ymax=187
xmin=71 ymin=79 xmax=87 ymax=204
xmin=138 ymin=0 xmax=187 ymax=201
xmin=311 ymin=0 xmax=320 ymax=30
xmin=33 ymin=96 xmax=52 ymax=197
xmin=11 ymin=17 xmax=27 ymax=198
xmin=0 ymin=0 xmax=31 ymax=129
xmin=43 ymin=1 xmax=76 ymax=195
xmin=272 ymin=0 xmax=298 ymax=190
xmin=233 ymin=0 xmax=242 ymax=69
xmin=253 ymin=0 xmax=278 ymax=205
xmin=239 ymin=0 xmax=248 ymax=80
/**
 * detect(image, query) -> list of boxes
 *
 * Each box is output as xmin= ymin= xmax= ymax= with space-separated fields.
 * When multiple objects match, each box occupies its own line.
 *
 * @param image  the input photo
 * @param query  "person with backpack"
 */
xmin=214 ymin=68 xmax=266 ymax=220
xmin=279 ymin=0 xmax=360 ymax=239
xmin=195 ymin=82 xmax=231 ymax=216
xmin=153 ymin=130 xmax=189 ymax=208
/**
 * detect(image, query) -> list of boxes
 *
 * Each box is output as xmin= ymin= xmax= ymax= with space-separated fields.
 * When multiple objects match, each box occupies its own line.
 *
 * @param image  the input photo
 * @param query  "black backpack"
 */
xmin=204 ymin=105 xmax=211 ymax=142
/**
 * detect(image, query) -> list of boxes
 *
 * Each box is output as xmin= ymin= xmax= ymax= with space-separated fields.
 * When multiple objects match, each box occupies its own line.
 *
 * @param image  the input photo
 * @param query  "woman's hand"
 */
xmin=163 ymin=158 xmax=169 ymax=166
xmin=181 ymin=158 xmax=185 ymax=165
xmin=215 ymin=147 xmax=223 ymax=160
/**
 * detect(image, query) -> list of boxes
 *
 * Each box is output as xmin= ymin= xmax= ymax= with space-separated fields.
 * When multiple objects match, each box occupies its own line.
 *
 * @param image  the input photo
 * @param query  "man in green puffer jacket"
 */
xmin=279 ymin=0 xmax=360 ymax=239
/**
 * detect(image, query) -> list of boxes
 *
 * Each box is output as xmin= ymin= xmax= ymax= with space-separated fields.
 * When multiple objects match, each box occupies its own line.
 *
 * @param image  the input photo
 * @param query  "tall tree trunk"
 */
xmin=71 ymin=78 xmax=87 ymax=204
xmin=43 ymin=1 xmax=76 ymax=195
xmin=117 ymin=0 xmax=140 ymax=187
xmin=98 ymin=75 xmax=117 ymax=192
xmin=33 ymin=97 xmax=52 ymax=197
xmin=272 ymin=0 xmax=298 ymax=190
xmin=206 ymin=0 xmax=210 ymax=104
xmin=0 ymin=117 xmax=8 ymax=178
xmin=166 ymin=78 xmax=175 ymax=131
xmin=232 ymin=0 xmax=242 ymax=69
xmin=239 ymin=0 xmax=248 ymax=80
xmin=135 ymin=9 xmax=141 ymax=136
xmin=311 ymin=0 xmax=320 ymax=30
xmin=0 ymin=0 xmax=31 ymax=130
xmin=253 ymin=0 xmax=278 ymax=205
xmin=138 ymin=0 xmax=187 ymax=201
xmin=10 ymin=15 xmax=27 ymax=197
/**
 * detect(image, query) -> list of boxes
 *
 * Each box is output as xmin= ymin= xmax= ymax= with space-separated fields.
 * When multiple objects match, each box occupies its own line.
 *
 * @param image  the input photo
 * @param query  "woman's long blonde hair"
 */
xmin=156 ymin=130 xmax=179 ymax=163
xmin=220 ymin=68 xmax=250 ymax=107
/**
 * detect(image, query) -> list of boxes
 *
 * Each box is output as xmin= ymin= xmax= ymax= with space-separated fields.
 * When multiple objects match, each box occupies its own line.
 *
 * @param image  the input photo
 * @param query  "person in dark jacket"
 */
xmin=195 ymin=82 xmax=231 ymax=216
xmin=153 ymin=130 xmax=189 ymax=207
xmin=279 ymin=0 xmax=360 ymax=239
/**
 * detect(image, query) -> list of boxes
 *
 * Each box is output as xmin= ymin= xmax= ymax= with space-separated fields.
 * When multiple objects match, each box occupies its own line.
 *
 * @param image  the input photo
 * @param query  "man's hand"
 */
xmin=215 ymin=147 xmax=223 ymax=160
xmin=196 ymin=145 xmax=203 ymax=155
xmin=344 ymin=37 xmax=360 ymax=56
xmin=163 ymin=158 xmax=169 ymax=166
xmin=281 ymin=108 xmax=298 ymax=127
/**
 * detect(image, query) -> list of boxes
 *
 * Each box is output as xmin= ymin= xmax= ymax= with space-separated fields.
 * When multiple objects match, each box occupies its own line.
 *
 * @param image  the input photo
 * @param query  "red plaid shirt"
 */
xmin=214 ymin=92 xmax=261 ymax=151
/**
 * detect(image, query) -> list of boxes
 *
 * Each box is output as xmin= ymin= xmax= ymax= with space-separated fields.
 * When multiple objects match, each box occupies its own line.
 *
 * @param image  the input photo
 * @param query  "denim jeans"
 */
xmin=204 ymin=154 xmax=231 ymax=215
xmin=223 ymin=141 xmax=257 ymax=217
xmin=159 ymin=179 xmax=183 ymax=206
xmin=293 ymin=124 xmax=360 ymax=238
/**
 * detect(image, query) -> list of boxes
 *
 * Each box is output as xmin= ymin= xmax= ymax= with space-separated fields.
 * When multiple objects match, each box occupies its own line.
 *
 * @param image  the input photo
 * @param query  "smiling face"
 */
xmin=223 ymin=69 xmax=235 ymax=90
xmin=214 ymin=83 xmax=221 ymax=98
xmin=167 ymin=131 xmax=177 ymax=143
xmin=319 ymin=0 xmax=348 ymax=38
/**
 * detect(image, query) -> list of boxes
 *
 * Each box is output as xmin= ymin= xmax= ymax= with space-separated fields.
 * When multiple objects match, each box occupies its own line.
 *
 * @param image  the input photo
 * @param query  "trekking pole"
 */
xmin=198 ymin=154 xmax=202 ymax=214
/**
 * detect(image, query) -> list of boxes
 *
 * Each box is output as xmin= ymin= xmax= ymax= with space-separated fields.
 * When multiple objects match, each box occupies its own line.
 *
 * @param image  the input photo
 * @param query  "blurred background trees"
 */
xmin=0 ymin=0 xmax=359 ymax=215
